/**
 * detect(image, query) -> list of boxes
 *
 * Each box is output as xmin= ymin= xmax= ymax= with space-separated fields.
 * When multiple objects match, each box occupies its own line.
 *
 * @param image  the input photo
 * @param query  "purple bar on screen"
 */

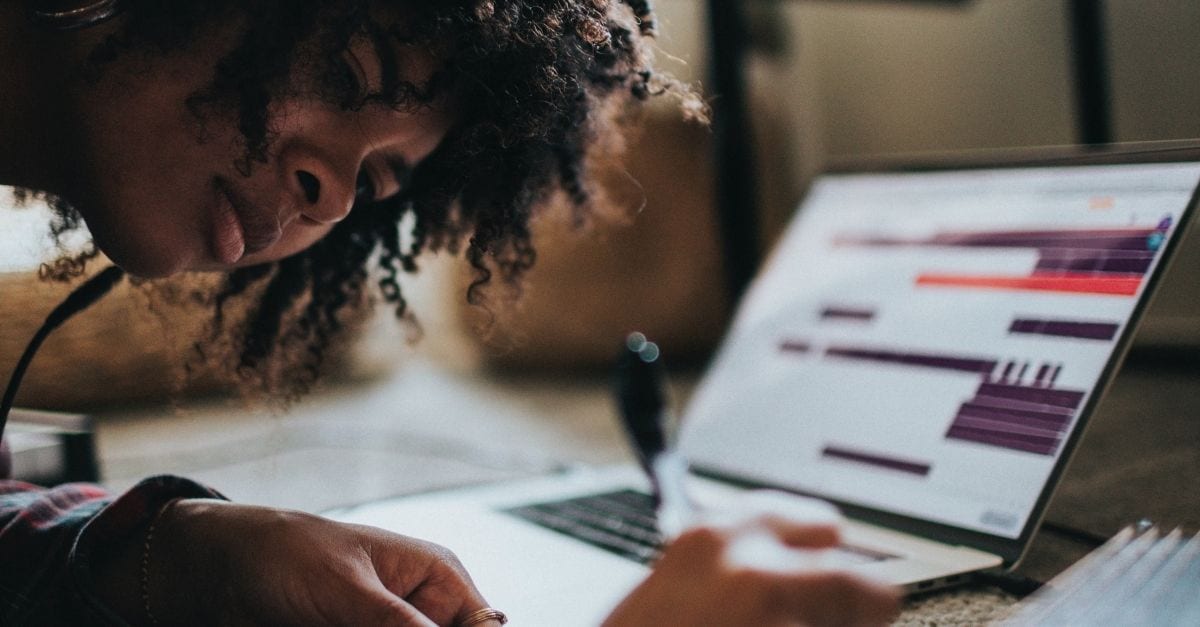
xmin=931 ymin=230 xmax=1157 ymax=251
xmin=947 ymin=425 xmax=1059 ymax=447
xmin=1040 ymin=248 xmax=1155 ymax=258
xmin=821 ymin=446 xmax=931 ymax=476
xmin=969 ymin=393 xmax=1074 ymax=416
xmin=957 ymin=403 xmax=1072 ymax=429
xmin=1034 ymin=364 xmax=1049 ymax=385
xmin=1049 ymin=365 xmax=1062 ymax=385
xmin=1008 ymin=319 xmax=1120 ymax=341
xmin=780 ymin=340 xmax=811 ymax=353
xmin=976 ymin=382 xmax=1086 ymax=409
xmin=946 ymin=427 xmax=1059 ymax=456
xmin=1035 ymin=256 xmax=1153 ymax=274
xmin=955 ymin=410 xmax=1070 ymax=434
xmin=826 ymin=346 xmax=997 ymax=375
xmin=820 ymin=307 xmax=876 ymax=321
xmin=953 ymin=415 xmax=1063 ymax=439
xmin=838 ymin=227 xmax=1161 ymax=253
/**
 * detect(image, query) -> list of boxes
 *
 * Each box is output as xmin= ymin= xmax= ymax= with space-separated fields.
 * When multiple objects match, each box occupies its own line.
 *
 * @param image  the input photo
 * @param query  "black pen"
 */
xmin=615 ymin=332 xmax=697 ymax=538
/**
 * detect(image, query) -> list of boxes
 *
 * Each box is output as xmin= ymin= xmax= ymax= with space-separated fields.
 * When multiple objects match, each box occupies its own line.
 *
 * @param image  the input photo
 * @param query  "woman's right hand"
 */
xmin=93 ymin=499 xmax=500 ymax=626
xmin=602 ymin=493 xmax=901 ymax=627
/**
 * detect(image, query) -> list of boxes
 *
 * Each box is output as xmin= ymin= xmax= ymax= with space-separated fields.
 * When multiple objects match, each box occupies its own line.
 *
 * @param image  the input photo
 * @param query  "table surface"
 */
xmin=92 ymin=350 xmax=1200 ymax=625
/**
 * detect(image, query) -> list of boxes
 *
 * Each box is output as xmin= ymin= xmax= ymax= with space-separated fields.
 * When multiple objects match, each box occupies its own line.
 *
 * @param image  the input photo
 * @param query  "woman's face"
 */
xmin=58 ymin=22 xmax=453 ymax=278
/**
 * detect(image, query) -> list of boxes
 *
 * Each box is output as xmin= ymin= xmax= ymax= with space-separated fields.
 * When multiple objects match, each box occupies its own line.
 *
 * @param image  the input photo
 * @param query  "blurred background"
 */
xmin=1 ymin=0 xmax=1198 ymax=506
xmin=466 ymin=0 xmax=1200 ymax=368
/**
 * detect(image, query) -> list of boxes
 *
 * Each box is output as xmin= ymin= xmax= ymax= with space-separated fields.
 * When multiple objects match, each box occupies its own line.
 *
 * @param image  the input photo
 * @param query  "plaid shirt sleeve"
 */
xmin=0 ymin=475 xmax=225 ymax=625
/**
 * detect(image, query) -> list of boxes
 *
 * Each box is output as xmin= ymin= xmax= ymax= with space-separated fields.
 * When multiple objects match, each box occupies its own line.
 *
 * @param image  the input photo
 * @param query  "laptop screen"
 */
xmin=680 ymin=160 xmax=1200 ymax=542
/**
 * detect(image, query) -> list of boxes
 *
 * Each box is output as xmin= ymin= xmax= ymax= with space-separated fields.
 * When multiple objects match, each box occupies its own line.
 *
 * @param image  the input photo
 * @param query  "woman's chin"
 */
xmin=94 ymin=228 xmax=316 ymax=277
xmin=98 ymin=240 xmax=195 ymax=279
xmin=77 ymin=213 xmax=197 ymax=278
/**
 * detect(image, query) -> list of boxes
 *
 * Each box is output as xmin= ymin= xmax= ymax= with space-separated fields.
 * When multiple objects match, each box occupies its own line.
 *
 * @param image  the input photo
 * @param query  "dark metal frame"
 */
xmin=1068 ymin=0 xmax=1113 ymax=146
xmin=706 ymin=0 xmax=762 ymax=302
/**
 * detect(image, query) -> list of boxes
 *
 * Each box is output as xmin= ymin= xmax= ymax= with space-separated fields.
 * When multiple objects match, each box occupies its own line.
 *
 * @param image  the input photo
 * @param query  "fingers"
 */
xmin=698 ymin=490 xmax=844 ymax=549
xmin=365 ymin=529 xmax=494 ymax=626
xmin=622 ymin=525 xmax=902 ymax=627
xmin=350 ymin=578 xmax=439 ymax=627
xmin=666 ymin=496 xmax=899 ymax=627
xmin=720 ymin=521 xmax=898 ymax=625
xmin=757 ymin=517 xmax=841 ymax=549
xmin=773 ymin=570 xmax=902 ymax=627
xmin=669 ymin=512 xmax=840 ymax=575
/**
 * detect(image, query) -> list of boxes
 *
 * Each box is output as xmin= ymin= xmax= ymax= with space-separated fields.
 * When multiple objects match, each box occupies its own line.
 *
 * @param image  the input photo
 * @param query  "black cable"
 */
xmin=974 ymin=570 xmax=1044 ymax=598
xmin=1041 ymin=520 xmax=1110 ymax=547
xmin=0 ymin=265 xmax=126 ymax=439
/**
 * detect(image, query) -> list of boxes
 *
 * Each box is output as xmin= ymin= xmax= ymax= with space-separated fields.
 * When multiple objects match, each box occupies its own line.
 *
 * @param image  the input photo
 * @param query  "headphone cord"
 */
xmin=0 ymin=265 xmax=126 ymax=440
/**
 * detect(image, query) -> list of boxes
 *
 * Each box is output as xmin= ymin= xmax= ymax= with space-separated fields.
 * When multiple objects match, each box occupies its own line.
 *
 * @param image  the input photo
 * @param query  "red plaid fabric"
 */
xmin=0 ymin=475 xmax=224 ymax=625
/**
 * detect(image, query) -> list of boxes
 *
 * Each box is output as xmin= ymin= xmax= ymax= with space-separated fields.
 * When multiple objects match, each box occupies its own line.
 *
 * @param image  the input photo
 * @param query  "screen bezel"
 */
xmin=689 ymin=140 xmax=1200 ymax=566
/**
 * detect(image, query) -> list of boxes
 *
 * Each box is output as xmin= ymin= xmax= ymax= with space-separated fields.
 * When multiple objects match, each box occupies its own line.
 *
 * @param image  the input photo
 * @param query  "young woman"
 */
xmin=0 ymin=2 xmax=900 ymax=625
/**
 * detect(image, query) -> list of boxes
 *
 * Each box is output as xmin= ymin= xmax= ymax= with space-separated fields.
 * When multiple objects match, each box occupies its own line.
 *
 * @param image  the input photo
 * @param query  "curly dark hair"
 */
xmin=49 ymin=0 xmax=695 ymax=398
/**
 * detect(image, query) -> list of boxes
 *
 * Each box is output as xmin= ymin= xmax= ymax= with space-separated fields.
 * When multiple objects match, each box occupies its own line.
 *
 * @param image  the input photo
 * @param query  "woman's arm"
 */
xmin=4 ymin=477 xmax=502 ymax=626
xmin=0 ymin=475 xmax=222 ymax=625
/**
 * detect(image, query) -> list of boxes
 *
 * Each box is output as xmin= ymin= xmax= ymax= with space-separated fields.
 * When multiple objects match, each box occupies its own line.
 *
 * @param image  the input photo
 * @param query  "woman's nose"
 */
xmin=280 ymin=145 xmax=357 ymax=224
xmin=291 ymin=167 xmax=354 ymax=224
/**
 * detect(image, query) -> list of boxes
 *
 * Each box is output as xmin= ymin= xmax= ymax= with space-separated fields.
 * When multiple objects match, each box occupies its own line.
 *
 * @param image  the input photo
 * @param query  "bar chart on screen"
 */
xmin=808 ymin=217 xmax=1172 ymax=456
xmin=835 ymin=218 xmax=1171 ymax=297
xmin=680 ymin=162 xmax=1200 ymax=537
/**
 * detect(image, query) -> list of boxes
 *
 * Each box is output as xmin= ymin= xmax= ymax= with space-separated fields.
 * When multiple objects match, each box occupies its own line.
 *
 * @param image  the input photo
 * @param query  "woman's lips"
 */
xmin=212 ymin=179 xmax=283 ymax=264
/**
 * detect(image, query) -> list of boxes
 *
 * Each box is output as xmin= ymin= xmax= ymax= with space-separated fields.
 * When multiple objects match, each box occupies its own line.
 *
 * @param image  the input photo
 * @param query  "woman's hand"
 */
xmin=602 ymin=492 xmax=901 ymax=627
xmin=95 ymin=499 xmax=500 ymax=626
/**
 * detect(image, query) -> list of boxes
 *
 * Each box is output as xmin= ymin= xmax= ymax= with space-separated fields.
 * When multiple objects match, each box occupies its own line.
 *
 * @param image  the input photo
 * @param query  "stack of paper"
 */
xmin=1002 ymin=524 xmax=1199 ymax=624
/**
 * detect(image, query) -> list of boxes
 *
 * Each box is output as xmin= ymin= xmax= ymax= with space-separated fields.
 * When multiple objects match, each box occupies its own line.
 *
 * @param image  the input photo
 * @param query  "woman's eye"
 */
xmin=354 ymin=170 xmax=376 ymax=203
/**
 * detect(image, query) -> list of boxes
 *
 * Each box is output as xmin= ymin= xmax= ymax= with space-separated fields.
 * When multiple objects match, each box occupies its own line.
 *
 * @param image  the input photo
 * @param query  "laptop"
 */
xmin=328 ymin=143 xmax=1200 ymax=626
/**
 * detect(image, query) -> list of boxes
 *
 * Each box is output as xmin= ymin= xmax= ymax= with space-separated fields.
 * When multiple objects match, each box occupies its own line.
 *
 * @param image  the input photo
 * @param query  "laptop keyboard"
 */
xmin=504 ymin=490 xmax=665 ymax=564
xmin=503 ymin=489 xmax=896 ymax=566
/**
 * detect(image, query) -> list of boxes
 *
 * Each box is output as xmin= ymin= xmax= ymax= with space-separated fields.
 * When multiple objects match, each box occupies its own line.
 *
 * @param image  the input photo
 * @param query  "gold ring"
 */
xmin=461 ymin=607 xmax=508 ymax=626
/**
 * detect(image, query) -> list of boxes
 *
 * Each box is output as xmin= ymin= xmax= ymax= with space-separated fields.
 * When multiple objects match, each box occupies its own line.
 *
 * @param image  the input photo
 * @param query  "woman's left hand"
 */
xmin=602 ymin=491 xmax=901 ymax=627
